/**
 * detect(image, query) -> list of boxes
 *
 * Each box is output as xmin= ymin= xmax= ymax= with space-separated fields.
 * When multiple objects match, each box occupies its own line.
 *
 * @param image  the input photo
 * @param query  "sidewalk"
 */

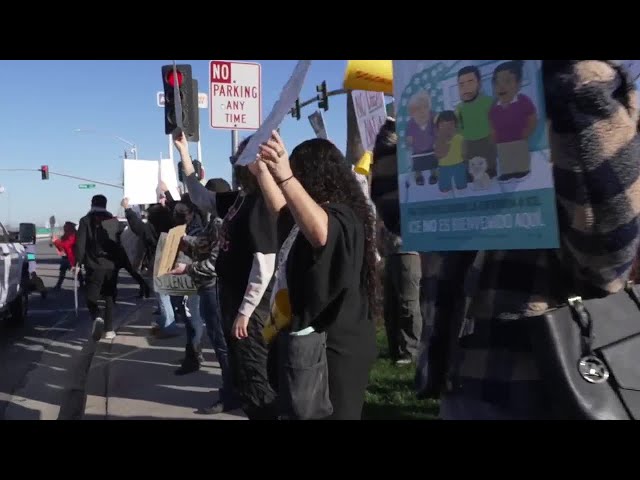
xmin=83 ymin=301 xmax=246 ymax=420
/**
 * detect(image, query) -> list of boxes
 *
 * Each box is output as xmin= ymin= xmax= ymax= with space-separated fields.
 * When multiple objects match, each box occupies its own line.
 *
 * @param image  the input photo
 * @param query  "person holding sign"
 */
xmin=372 ymin=60 xmax=640 ymax=420
xmin=175 ymin=133 xmax=279 ymax=420
xmin=254 ymin=132 xmax=378 ymax=420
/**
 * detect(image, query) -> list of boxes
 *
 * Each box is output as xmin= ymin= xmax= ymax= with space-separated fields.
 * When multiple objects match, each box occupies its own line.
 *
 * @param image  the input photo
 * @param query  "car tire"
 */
xmin=8 ymin=292 xmax=28 ymax=326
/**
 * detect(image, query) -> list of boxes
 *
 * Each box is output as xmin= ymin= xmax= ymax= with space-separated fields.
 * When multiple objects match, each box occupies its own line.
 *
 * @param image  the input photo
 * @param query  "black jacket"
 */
xmin=125 ymin=207 xmax=160 ymax=265
xmin=75 ymin=208 xmax=125 ymax=271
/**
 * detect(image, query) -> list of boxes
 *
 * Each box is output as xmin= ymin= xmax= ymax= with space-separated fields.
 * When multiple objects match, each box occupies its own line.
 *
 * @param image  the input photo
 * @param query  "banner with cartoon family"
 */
xmin=393 ymin=60 xmax=560 ymax=251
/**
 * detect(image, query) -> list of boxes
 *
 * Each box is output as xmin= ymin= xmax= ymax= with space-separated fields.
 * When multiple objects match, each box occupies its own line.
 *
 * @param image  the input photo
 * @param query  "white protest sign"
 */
xmin=210 ymin=61 xmax=262 ymax=131
xmin=124 ymin=159 xmax=161 ymax=205
xmin=124 ymin=159 xmax=182 ymax=206
xmin=159 ymin=159 xmax=181 ymax=201
xmin=352 ymin=90 xmax=387 ymax=152
xmin=235 ymin=60 xmax=313 ymax=166
xmin=308 ymin=110 xmax=328 ymax=139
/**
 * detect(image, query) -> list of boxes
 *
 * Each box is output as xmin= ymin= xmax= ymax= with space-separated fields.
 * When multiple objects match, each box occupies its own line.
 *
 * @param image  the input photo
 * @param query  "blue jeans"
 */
xmin=200 ymin=285 xmax=240 ymax=409
xmin=184 ymin=294 xmax=204 ymax=349
xmin=438 ymin=162 xmax=467 ymax=192
xmin=156 ymin=292 xmax=181 ymax=333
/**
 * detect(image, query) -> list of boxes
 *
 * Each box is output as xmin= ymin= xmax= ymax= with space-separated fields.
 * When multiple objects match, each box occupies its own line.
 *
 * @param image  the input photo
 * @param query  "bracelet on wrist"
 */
xmin=277 ymin=174 xmax=294 ymax=186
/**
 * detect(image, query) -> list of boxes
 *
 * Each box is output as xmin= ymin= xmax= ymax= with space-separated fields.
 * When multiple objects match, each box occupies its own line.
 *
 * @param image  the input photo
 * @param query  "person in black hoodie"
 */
xmin=122 ymin=198 xmax=180 ymax=338
xmin=173 ymin=132 xmax=278 ymax=420
xmin=75 ymin=194 xmax=124 ymax=341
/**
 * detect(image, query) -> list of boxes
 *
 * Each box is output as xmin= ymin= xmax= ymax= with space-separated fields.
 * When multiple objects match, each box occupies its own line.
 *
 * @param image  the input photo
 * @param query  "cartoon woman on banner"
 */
xmin=489 ymin=60 xmax=538 ymax=183
xmin=405 ymin=90 xmax=438 ymax=186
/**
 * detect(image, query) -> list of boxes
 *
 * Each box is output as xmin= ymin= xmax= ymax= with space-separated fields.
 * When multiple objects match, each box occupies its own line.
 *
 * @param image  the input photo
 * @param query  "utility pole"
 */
xmin=345 ymin=91 xmax=365 ymax=166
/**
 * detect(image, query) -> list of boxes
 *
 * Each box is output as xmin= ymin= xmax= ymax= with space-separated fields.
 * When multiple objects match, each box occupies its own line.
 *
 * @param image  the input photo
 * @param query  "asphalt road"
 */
xmin=0 ymin=240 xmax=146 ymax=420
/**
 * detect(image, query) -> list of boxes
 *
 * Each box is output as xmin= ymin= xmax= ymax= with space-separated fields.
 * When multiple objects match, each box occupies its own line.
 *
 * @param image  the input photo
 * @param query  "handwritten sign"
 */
xmin=152 ymin=226 xmax=196 ymax=296
xmin=352 ymin=90 xmax=387 ymax=152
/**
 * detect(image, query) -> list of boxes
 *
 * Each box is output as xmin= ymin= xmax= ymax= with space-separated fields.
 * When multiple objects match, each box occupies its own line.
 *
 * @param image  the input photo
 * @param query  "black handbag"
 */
xmin=276 ymin=330 xmax=333 ymax=420
xmin=528 ymin=281 xmax=640 ymax=420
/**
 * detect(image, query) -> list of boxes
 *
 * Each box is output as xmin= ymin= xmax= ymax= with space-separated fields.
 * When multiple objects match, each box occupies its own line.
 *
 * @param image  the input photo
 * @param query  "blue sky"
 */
xmin=0 ymin=60 xmax=348 ymax=228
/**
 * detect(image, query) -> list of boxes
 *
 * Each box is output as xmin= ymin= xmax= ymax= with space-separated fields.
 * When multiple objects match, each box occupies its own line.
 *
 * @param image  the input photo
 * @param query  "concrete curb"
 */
xmin=81 ymin=300 xmax=155 ymax=420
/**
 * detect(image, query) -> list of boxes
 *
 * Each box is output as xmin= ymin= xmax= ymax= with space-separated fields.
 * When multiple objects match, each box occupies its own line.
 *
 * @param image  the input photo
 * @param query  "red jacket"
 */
xmin=53 ymin=233 xmax=77 ymax=266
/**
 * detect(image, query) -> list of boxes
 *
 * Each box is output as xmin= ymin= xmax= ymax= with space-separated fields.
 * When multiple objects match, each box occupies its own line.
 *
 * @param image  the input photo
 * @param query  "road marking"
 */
xmin=29 ymin=308 xmax=87 ymax=315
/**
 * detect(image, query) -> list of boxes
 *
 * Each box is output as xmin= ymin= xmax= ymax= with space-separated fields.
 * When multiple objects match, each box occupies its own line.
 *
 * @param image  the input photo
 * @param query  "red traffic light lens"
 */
xmin=166 ymin=70 xmax=184 ymax=88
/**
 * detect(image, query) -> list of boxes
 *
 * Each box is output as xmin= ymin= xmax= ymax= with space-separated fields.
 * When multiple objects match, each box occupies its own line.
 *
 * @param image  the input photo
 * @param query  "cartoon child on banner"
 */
xmin=405 ymin=90 xmax=438 ymax=186
xmin=434 ymin=110 xmax=467 ymax=196
xmin=488 ymin=60 xmax=538 ymax=183
xmin=455 ymin=66 xmax=497 ymax=179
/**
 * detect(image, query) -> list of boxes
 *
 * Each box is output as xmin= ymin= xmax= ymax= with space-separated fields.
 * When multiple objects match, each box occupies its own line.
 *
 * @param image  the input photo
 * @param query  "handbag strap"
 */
xmin=549 ymin=251 xmax=640 ymax=357
xmin=566 ymin=296 xmax=595 ymax=358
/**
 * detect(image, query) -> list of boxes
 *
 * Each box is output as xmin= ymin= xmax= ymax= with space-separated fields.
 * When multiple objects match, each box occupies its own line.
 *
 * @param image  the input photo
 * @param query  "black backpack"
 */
xmin=90 ymin=215 xmax=125 ymax=261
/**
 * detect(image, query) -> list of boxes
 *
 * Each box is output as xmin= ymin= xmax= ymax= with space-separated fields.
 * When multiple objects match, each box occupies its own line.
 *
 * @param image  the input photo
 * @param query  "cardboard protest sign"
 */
xmin=393 ymin=60 xmax=559 ymax=252
xmin=152 ymin=225 xmax=196 ymax=296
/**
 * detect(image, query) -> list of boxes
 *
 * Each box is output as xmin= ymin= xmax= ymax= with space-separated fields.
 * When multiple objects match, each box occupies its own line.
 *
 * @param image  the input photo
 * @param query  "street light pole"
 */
xmin=0 ymin=187 xmax=10 ymax=228
xmin=73 ymin=128 xmax=139 ymax=159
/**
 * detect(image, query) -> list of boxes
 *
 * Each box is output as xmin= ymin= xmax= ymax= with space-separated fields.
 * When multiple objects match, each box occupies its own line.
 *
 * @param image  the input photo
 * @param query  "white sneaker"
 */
xmin=92 ymin=318 xmax=105 ymax=342
xmin=105 ymin=331 xmax=117 ymax=340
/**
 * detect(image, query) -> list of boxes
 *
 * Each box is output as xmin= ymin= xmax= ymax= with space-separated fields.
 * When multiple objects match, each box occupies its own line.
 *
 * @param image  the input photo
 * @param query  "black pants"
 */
xmin=218 ymin=281 xmax=277 ymax=420
xmin=326 ymin=349 xmax=375 ymax=420
xmin=85 ymin=268 xmax=117 ymax=332
xmin=383 ymin=254 xmax=423 ymax=361
xmin=56 ymin=257 xmax=84 ymax=289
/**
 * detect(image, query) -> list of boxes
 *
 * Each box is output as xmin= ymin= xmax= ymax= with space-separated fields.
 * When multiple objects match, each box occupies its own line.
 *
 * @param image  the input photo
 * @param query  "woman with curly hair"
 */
xmin=252 ymin=131 xmax=378 ymax=420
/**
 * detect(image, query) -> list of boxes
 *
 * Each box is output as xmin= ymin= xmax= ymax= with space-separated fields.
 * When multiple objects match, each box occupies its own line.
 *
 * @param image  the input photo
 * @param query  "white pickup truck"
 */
xmin=0 ymin=220 xmax=29 ymax=325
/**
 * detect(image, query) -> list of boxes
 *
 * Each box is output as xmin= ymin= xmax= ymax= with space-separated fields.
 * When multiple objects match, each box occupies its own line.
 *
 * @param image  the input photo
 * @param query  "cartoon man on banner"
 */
xmin=488 ymin=60 xmax=538 ymax=183
xmin=455 ymin=66 xmax=497 ymax=179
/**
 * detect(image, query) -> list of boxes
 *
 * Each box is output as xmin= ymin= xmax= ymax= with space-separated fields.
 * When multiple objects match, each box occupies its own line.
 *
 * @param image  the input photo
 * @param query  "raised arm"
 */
xmin=544 ymin=60 xmax=640 ymax=293
xmin=173 ymin=132 xmax=218 ymax=215
xmin=259 ymin=130 xmax=328 ymax=248
xmin=122 ymin=198 xmax=146 ymax=238
xmin=251 ymin=137 xmax=286 ymax=217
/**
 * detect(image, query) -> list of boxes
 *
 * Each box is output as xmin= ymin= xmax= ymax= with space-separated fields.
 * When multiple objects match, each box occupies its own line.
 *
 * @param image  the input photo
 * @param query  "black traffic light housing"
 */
xmin=177 ymin=161 xmax=184 ymax=183
xmin=290 ymin=99 xmax=301 ymax=120
xmin=161 ymin=64 xmax=199 ymax=142
xmin=317 ymin=81 xmax=329 ymax=111
xmin=41 ymin=165 xmax=49 ymax=180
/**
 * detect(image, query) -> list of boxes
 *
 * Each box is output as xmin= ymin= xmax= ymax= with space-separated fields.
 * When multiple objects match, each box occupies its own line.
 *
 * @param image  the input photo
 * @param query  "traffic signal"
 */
xmin=41 ymin=165 xmax=49 ymax=180
xmin=189 ymin=79 xmax=200 ymax=143
xmin=290 ymin=99 xmax=301 ymax=120
xmin=161 ymin=64 xmax=199 ymax=141
xmin=177 ymin=161 xmax=184 ymax=183
xmin=317 ymin=81 xmax=329 ymax=111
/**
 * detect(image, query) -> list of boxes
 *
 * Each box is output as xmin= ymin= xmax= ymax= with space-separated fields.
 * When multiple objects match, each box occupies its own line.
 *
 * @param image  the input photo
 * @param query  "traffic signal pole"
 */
xmin=0 ymin=168 xmax=123 ymax=189
xmin=232 ymin=130 xmax=239 ymax=190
